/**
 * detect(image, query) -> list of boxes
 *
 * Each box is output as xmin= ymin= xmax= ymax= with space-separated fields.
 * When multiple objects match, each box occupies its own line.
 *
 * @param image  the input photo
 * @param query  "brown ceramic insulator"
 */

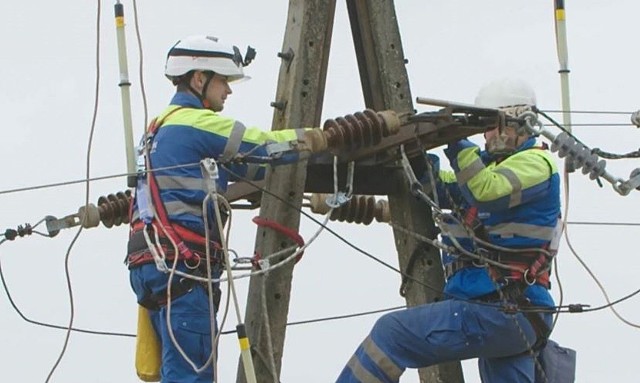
xmin=309 ymin=193 xmax=390 ymax=225
xmin=321 ymin=109 xmax=398 ymax=151
xmin=97 ymin=190 xmax=132 ymax=228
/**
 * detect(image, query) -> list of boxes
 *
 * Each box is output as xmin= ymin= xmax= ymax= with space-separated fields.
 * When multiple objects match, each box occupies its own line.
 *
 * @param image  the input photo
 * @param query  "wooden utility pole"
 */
xmin=237 ymin=1 xmax=337 ymax=382
xmin=346 ymin=1 xmax=463 ymax=381
xmin=239 ymin=1 xmax=464 ymax=382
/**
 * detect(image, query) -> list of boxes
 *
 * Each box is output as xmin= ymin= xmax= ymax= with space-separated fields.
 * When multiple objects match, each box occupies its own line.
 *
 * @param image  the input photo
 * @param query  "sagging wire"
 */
xmin=0 ymin=245 xmax=134 ymax=338
xmin=3 ymin=220 xmax=637 ymax=344
xmin=567 ymin=221 xmax=640 ymax=226
xmin=160 ymin=174 xmax=226 ymax=376
xmin=524 ymin=110 xmax=640 ymax=326
xmin=206 ymin=160 xmax=256 ymax=382
xmin=532 ymin=109 xmax=640 ymax=324
xmin=0 ymin=161 xmax=201 ymax=197
xmin=222 ymin=164 xmax=543 ymax=311
xmin=564 ymin=222 xmax=640 ymax=328
xmin=223 ymin=152 xmax=640 ymax=318
xmin=541 ymin=109 xmax=636 ymax=115
xmin=251 ymin=156 xmax=351 ymax=383
xmin=530 ymin=110 xmax=640 ymax=194
xmin=131 ymin=0 xmax=149 ymax=129
xmin=45 ymin=2 xmax=102 ymax=382
xmin=220 ymin=305 xmax=407 ymax=335
xmin=139 ymin=156 xmax=333 ymax=380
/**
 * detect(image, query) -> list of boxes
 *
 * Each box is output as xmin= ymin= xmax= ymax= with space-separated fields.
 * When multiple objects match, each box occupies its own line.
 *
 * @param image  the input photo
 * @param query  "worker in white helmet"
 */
xmin=127 ymin=35 xmax=318 ymax=382
xmin=337 ymin=79 xmax=575 ymax=382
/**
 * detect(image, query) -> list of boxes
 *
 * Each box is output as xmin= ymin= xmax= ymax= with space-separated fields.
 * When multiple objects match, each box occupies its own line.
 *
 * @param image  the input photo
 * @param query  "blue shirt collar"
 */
xmin=169 ymin=91 xmax=204 ymax=109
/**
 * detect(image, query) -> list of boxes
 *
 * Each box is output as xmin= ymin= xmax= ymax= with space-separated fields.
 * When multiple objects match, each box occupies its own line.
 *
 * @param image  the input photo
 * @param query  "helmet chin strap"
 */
xmin=189 ymin=71 xmax=215 ymax=110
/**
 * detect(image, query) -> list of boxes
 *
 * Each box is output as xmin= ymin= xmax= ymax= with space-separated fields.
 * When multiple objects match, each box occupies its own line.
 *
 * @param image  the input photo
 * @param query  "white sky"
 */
xmin=1 ymin=1 xmax=639 ymax=382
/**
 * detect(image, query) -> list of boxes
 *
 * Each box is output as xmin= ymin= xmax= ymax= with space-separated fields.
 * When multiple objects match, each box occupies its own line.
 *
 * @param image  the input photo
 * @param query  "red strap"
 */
xmin=141 ymin=107 xmax=197 ymax=261
xmin=252 ymin=216 xmax=305 ymax=266
xmin=463 ymin=206 xmax=478 ymax=227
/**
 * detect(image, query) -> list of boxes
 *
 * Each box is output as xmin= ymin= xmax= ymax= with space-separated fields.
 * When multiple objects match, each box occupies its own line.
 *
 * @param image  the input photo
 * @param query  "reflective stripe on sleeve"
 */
xmin=220 ymin=120 xmax=247 ymax=162
xmin=487 ymin=222 xmax=555 ymax=241
xmin=155 ymin=175 xmax=205 ymax=192
xmin=494 ymin=168 xmax=522 ymax=207
xmin=164 ymin=201 xmax=203 ymax=217
xmin=456 ymin=157 xmax=485 ymax=186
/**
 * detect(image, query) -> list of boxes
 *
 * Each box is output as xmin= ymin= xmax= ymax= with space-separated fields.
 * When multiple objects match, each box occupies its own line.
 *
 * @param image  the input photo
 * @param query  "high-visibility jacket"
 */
xmin=438 ymin=137 xmax=561 ymax=306
xmin=130 ymin=92 xmax=308 ymax=238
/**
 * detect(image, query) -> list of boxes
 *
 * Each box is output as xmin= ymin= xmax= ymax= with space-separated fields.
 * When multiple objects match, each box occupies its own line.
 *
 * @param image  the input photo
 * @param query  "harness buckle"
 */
xmin=522 ymin=268 xmax=537 ymax=286
xmin=184 ymin=253 xmax=202 ymax=270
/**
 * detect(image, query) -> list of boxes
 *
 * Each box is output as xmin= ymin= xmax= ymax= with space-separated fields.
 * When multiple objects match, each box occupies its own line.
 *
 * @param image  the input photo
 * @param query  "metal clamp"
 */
xmin=200 ymin=158 xmax=219 ymax=195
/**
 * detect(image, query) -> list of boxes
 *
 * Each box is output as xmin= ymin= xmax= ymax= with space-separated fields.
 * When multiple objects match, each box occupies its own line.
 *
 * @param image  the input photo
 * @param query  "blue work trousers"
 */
xmin=336 ymin=299 xmax=552 ymax=383
xmin=130 ymin=263 xmax=219 ymax=383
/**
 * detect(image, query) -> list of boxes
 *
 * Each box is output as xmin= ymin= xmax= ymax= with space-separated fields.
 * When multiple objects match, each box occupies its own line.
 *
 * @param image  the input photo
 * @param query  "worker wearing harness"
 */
xmin=337 ymin=79 xmax=572 ymax=383
xmin=127 ymin=35 xmax=312 ymax=383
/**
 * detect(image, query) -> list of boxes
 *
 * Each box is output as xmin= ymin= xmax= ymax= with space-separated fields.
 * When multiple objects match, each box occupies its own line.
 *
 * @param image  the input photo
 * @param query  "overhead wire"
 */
xmin=537 ymin=108 xmax=640 ymax=328
xmin=44 ymin=1 xmax=102 ymax=382
xmin=131 ymin=0 xmax=148 ymax=129
xmin=1 ymin=2 xmax=637 ymax=380
xmin=0 ymin=109 xmax=636 ymax=198
xmin=2 ymin=162 xmax=639 ymax=346
xmin=541 ymin=109 xmax=635 ymax=115
xmin=222 ymin=163 xmax=640 ymax=313
xmin=0 ymin=162 xmax=200 ymax=197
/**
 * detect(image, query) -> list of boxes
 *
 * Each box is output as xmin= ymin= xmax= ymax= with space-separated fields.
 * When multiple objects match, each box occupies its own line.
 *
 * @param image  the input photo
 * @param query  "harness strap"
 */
xmin=444 ymin=249 xmax=552 ymax=288
xmin=138 ymin=268 xmax=221 ymax=312
xmin=126 ymin=226 xmax=222 ymax=269
xmin=131 ymin=106 xmax=202 ymax=263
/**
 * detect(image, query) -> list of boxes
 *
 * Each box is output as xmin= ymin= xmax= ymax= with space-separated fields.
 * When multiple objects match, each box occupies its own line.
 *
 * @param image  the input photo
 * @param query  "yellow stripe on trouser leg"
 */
xmin=135 ymin=305 xmax=162 ymax=382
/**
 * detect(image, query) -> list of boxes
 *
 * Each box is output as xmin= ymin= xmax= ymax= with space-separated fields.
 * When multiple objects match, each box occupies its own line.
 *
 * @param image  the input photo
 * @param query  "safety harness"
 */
xmin=444 ymin=144 xmax=557 ymax=288
xmin=126 ymin=107 xmax=223 ymax=310
xmin=441 ymin=148 xmax=558 ymax=352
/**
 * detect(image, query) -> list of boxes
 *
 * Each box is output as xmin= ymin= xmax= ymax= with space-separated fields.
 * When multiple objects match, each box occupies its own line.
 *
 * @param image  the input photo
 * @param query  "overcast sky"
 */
xmin=1 ymin=1 xmax=639 ymax=382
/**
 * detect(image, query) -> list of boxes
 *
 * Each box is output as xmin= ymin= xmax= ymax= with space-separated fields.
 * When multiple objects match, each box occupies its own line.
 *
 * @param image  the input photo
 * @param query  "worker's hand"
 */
xmin=444 ymin=139 xmax=477 ymax=162
xmin=302 ymin=128 xmax=328 ymax=153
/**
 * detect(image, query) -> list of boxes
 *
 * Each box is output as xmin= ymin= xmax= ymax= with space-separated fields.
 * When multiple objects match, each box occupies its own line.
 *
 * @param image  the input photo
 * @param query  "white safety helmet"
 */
xmin=165 ymin=35 xmax=248 ymax=84
xmin=474 ymin=78 xmax=537 ymax=109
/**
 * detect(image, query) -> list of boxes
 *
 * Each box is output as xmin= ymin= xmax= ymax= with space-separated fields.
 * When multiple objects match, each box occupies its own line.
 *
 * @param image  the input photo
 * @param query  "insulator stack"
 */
xmin=77 ymin=190 xmax=132 ymax=229
xmin=550 ymin=132 xmax=606 ymax=180
xmin=322 ymin=109 xmax=400 ymax=151
xmin=631 ymin=110 xmax=640 ymax=127
xmin=630 ymin=168 xmax=640 ymax=191
xmin=309 ymin=193 xmax=390 ymax=225
xmin=97 ymin=190 xmax=132 ymax=228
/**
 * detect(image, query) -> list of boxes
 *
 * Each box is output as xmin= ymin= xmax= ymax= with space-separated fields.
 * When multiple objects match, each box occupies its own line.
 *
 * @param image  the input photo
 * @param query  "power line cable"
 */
xmin=131 ymin=0 xmax=148 ymax=130
xmin=567 ymin=221 xmax=640 ymax=227
xmin=45 ymin=3 xmax=102 ymax=382
xmin=541 ymin=109 xmax=635 ymax=115
xmin=0 ymin=256 xmax=134 ymax=338
xmin=0 ymin=162 xmax=199 ymax=197
xmin=224 ymin=163 xmax=640 ymax=314
xmin=543 ymin=123 xmax=634 ymax=127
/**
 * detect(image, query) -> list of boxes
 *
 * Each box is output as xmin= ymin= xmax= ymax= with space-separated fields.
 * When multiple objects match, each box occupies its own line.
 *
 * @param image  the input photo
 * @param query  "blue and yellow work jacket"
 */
xmin=437 ymin=137 xmax=561 ymax=307
xmin=132 ymin=92 xmax=307 ymax=236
